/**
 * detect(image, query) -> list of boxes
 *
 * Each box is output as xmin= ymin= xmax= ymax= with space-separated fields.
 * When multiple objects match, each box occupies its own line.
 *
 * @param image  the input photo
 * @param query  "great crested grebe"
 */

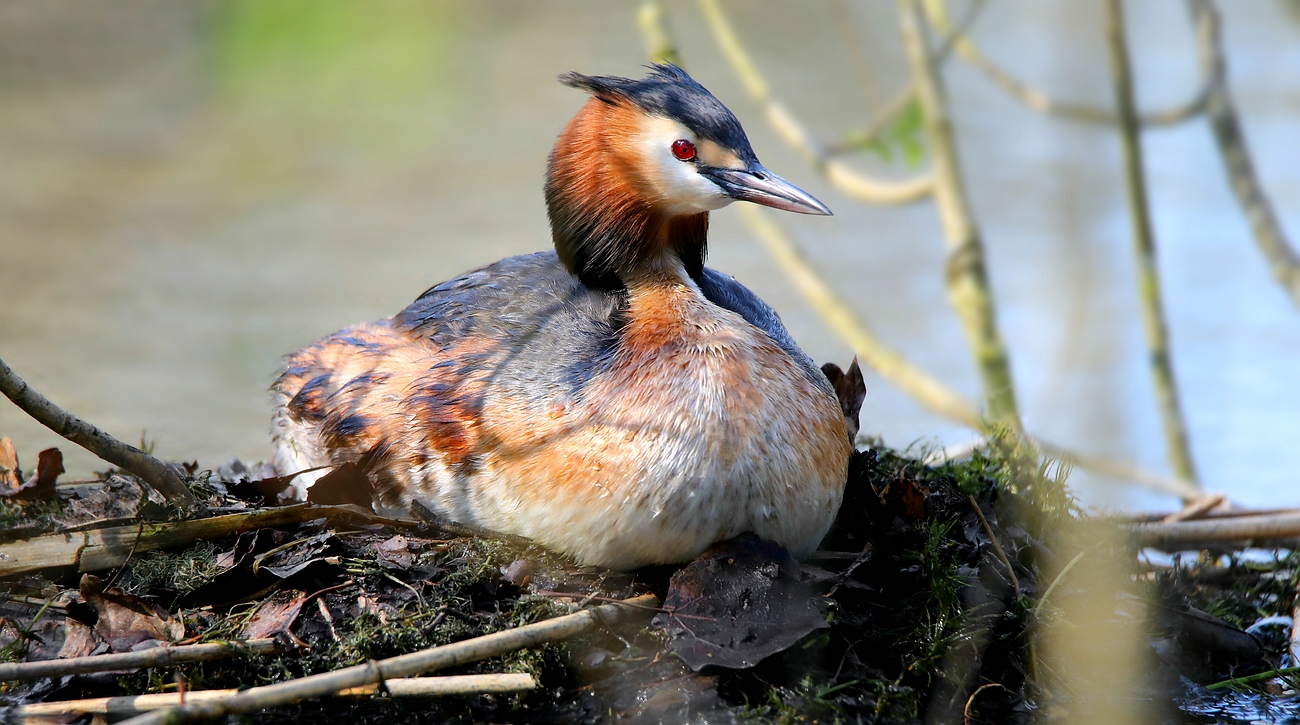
xmin=271 ymin=65 xmax=852 ymax=570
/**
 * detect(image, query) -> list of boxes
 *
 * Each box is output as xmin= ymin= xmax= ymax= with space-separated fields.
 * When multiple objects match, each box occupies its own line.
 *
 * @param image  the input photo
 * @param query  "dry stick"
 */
xmin=0 ymin=503 xmax=366 ymax=578
xmin=1161 ymin=492 xmax=1226 ymax=523
xmin=921 ymin=0 xmax=1211 ymax=128
xmin=1190 ymin=0 xmax=1300 ymax=309
xmin=0 ymin=356 xmax=194 ymax=505
xmin=120 ymin=594 xmax=658 ymax=725
xmin=0 ymin=639 xmax=280 ymax=682
xmin=968 ymin=495 xmax=1020 ymax=598
xmin=7 ymin=675 xmax=537 ymax=716
xmin=1107 ymin=0 xmax=1200 ymax=487
xmin=1128 ymin=511 xmax=1300 ymax=547
xmin=899 ymin=0 xmax=1020 ymax=428
xmin=698 ymin=0 xmax=934 ymax=205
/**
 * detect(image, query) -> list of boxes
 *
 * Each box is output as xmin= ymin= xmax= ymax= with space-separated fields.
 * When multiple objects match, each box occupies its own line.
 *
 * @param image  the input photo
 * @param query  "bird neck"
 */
xmin=545 ymin=98 xmax=708 ymax=289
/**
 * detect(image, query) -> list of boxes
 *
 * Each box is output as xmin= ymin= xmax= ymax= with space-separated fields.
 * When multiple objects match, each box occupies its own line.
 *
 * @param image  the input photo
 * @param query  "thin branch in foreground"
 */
xmin=119 ymin=594 xmax=658 ymax=725
xmin=1106 ymin=0 xmax=1200 ymax=486
xmin=8 ymin=675 xmax=536 ymax=717
xmin=0 ymin=639 xmax=280 ymax=682
xmin=1190 ymin=0 xmax=1300 ymax=309
xmin=1129 ymin=510 xmax=1300 ymax=548
xmin=0 ymin=356 xmax=195 ymax=505
xmin=0 ymin=503 xmax=369 ymax=578
xmin=899 ymin=0 xmax=1020 ymax=428
xmin=698 ymin=0 xmax=934 ymax=205
xmin=922 ymin=0 xmax=1211 ymax=128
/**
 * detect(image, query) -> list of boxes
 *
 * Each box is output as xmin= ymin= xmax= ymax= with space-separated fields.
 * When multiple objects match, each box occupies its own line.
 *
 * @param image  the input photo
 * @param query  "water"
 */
xmin=1 ymin=1 xmax=1298 ymax=512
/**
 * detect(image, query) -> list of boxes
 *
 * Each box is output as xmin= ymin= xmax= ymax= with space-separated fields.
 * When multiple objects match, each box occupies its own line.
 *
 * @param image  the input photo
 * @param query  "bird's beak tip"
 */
xmin=706 ymin=165 xmax=833 ymax=217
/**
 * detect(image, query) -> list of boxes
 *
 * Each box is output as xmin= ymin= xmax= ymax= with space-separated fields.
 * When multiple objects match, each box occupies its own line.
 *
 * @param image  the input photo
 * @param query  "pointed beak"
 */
xmin=702 ymin=164 xmax=832 ymax=216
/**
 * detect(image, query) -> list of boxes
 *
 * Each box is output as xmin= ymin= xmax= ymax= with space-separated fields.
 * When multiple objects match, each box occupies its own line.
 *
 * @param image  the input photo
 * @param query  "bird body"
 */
xmin=271 ymin=65 xmax=852 ymax=570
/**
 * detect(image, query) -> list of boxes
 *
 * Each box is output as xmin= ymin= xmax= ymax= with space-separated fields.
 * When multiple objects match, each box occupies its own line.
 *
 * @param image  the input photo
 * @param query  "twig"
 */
xmin=899 ymin=0 xmax=1020 ymax=427
xmin=922 ymin=0 xmax=1211 ymax=128
xmin=698 ymin=0 xmax=934 ymax=205
xmin=968 ymin=496 xmax=1020 ymax=598
xmin=1106 ymin=0 xmax=1199 ymax=486
xmin=6 ymin=675 xmax=536 ymax=716
xmin=336 ymin=673 xmax=536 ymax=697
xmin=963 ymin=682 xmax=1009 ymax=725
xmin=0 ymin=356 xmax=195 ymax=505
xmin=1189 ymin=0 xmax=1300 ymax=309
xmin=0 ymin=503 xmax=367 ymax=578
xmin=0 ymin=639 xmax=280 ymax=682
xmin=1161 ymin=492 xmax=1226 ymax=523
xmin=532 ymin=590 xmax=715 ymax=621
xmin=1205 ymin=664 xmax=1300 ymax=692
xmin=102 ymin=520 xmax=147 ymax=591
xmin=1031 ymin=550 xmax=1086 ymax=620
xmin=1129 ymin=511 xmax=1300 ymax=547
xmin=119 ymin=594 xmax=657 ymax=725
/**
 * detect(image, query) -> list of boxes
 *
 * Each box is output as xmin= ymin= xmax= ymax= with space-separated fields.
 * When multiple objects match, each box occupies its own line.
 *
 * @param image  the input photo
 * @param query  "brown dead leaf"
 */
xmin=241 ymin=589 xmax=308 ymax=640
xmin=373 ymin=534 xmax=414 ymax=568
xmin=652 ymin=534 xmax=828 ymax=671
xmin=0 ymin=447 xmax=62 ymax=502
xmin=80 ymin=574 xmax=184 ymax=652
xmin=0 ymin=437 xmax=20 ymax=490
xmin=57 ymin=617 xmax=98 ymax=659
xmin=821 ymin=357 xmax=867 ymax=441
xmin=306 ymin=462 xmax=375 ymax=508
xmin=898 ymin=479 xmax=929 ymax=521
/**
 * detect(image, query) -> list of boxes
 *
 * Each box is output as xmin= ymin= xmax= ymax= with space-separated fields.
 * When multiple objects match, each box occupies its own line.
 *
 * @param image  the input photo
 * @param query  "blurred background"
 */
xmin=0 ymin=1 xmax=1296 ymax=512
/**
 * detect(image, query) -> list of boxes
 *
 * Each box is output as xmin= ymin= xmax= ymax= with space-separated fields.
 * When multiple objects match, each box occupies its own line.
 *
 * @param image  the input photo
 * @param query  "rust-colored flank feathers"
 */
xmin=271 ymin=64 xmax=851 ymax=570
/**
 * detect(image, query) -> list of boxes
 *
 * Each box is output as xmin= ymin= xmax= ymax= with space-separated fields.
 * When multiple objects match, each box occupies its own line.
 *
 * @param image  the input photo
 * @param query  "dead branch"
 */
xmin=1189 ymin=0 xmax=1300 ymax=308
xmin=119 ymin=594 xmax=658 ymax=725
xmin=922 ymin=0 xmax=1211 ymax=128
xmin=5 ymin=675 xmax=535 ymax=716
xmin=1129 ymin=511 xmax=1300 ymax=548
xmin=0 ymin=503 xmax=369 ymax=578
xmin=1106 ymin=0 xmax=1200 ymax=486
xmin=0 ymin=639 xmax=279 ymax=682
xmin=1161 ymin=492 xmax=1226 ymax=523
xmin=699 ymin=0 xmax=934 ymax=205
xmin=899 ymin=0 xmax=1020 ymax=427
xmin=0 ymin=356 xmax=195 ymax=505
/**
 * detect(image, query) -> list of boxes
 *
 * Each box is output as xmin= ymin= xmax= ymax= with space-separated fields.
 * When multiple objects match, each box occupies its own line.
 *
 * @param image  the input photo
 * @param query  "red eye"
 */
xmin=671 ymin=139 xmax=696 ymax=161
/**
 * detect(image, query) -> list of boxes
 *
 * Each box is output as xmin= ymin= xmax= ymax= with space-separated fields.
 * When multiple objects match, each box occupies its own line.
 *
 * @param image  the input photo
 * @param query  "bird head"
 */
xmin=546 ymin=64 xmax=830 ymax=286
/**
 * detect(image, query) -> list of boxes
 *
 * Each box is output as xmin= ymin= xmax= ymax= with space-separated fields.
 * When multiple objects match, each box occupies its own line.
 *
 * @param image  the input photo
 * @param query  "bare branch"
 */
xmin=1190 ymin=0 xmax=1300 ymax=308
xmin=1130 ymin=510 xmax=1300 ymax=548
xmin=0 ymin=356 xmax=195 ymax=505
xmin=0 ymin=639 xmax=280 ymax=682
xmin=922 ymin=0 xmax=1211 ymax=127
xmin=899 ymin=0 xmax=1020 ymax=427
xmin=8 ymin=676 xmax=535 ymax=717
xmin=120 ymin=595 xmax=657 ymax=725
xmin=698 ymin=0 xmax=934 ymax=205
xmin=1106 ymin=0 xmax=1200 ymax=486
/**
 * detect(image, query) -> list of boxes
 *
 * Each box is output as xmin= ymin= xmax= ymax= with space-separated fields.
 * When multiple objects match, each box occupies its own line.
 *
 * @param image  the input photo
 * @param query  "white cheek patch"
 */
xmin=635 ymin=116 xmax=733 ymax=216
